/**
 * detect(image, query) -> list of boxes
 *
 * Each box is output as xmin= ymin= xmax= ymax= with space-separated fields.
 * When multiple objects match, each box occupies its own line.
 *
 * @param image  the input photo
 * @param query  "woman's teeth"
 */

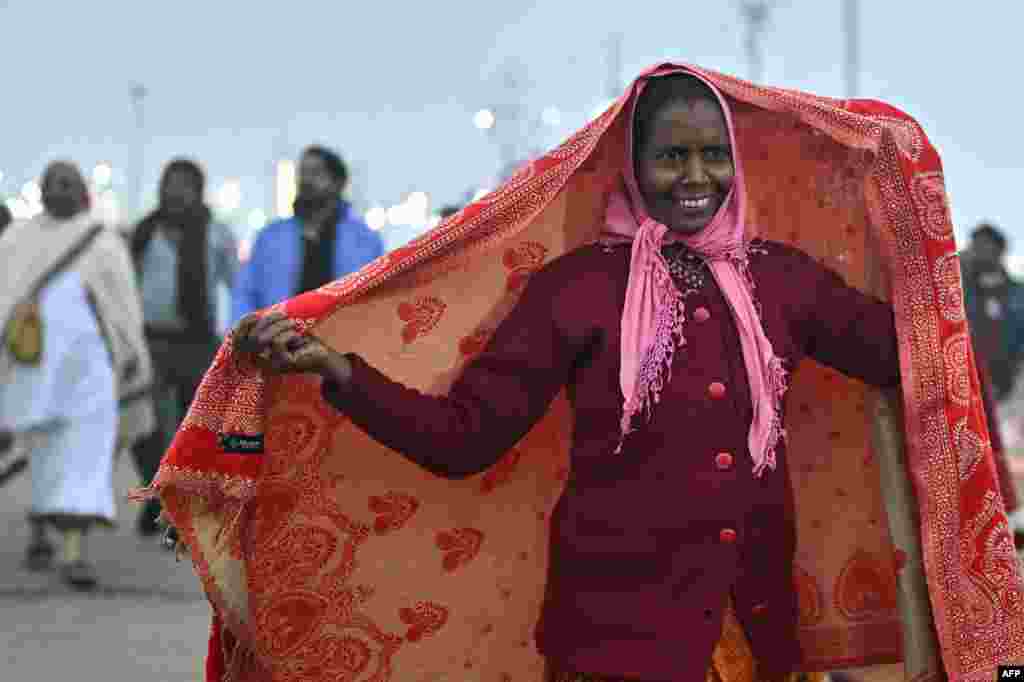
xmin=679 ymin=197 xmax=711 ymax=209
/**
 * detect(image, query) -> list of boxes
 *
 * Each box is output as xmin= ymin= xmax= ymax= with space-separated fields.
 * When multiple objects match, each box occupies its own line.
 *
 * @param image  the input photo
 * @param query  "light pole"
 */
xmin=130 ymin=83 xmax=148 ymax=216
xmin=843 ymin=0 xmax=859 ymax=97
xmin=497 ymin=65 xmax=525 ymax=171
xmin=605 ymin=32 xmax=623 ymax=100
xmin=736 ymin=1 xmax=772 ymax=83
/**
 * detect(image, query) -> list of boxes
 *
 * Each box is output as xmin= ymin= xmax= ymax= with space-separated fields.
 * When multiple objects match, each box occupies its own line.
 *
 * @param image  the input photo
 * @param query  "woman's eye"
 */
xmin=704 ymin=147 xmax=731 ymax=161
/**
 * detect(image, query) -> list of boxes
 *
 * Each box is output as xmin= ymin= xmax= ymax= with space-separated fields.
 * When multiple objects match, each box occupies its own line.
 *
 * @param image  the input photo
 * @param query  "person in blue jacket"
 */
xmin=232 ymin=145 xmax=384 ymax=324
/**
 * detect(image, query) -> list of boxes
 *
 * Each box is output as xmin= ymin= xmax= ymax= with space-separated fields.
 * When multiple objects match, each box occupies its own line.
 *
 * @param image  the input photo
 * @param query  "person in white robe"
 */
xmin=0 ymin=161 xmax=155 ymax=589
xmin=0 ymin=269 xmax=117 ymax=588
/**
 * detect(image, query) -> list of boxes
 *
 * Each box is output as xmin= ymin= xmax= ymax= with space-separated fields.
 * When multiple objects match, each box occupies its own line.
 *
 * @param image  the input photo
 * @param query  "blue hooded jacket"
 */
xmin=231 ymin=201 xmax=384 ymax=324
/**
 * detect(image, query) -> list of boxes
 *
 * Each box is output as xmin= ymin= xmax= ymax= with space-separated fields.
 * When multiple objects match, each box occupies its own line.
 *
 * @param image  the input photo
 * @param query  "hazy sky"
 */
xmin=2 ymin=1 xmax=1021 ymax=256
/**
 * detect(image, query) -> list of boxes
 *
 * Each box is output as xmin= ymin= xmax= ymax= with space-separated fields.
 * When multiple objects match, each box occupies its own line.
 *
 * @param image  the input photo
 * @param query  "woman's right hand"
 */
xmin=233 ymin=311 xmax=334 ymax=376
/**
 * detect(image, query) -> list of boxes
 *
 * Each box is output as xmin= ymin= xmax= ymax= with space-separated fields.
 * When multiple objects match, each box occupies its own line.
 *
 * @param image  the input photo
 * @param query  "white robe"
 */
xmin=0 ymin=212 xmax=155 ymax=446
xmin=0 ymin=269 xmax=117 ymax=523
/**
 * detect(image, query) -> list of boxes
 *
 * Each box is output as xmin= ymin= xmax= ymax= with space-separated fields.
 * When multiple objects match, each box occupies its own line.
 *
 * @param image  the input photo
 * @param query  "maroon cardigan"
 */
xmin=323 ymin=240 xmax=900 ymax=680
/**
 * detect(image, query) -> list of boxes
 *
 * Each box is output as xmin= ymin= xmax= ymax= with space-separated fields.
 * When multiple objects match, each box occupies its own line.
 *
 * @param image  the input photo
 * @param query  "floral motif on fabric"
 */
xmin=399 ymin=601 xmax=449 ymax=642
xmin=396 ymin=297 xmax=446 ymax=344
xmin=934 ymin=252 xmax=967 ymax=324
xmin=950 ymin=493 xmax=1024 ymax=661
xmin=266 ymin=413 xmax=324 ymax=466
xmin=288 ymin=615 xmax=403 ymax=682
xmin=960 ymin=491 xmax=1024 ymax=617
xmin=275 ymin=525 xmax=343 ymax=582
xmin=944 ymin=333 xmax=973 ymax=408
xmin=323 ymin=585 xmax=375 ymax=625
xmin=246 ymin=482 xmax=301 ymax=550
xmin=953 ymin=417 xmax=987 ymax=483
xmin=254 ymin=591 xmax=331 ymax=658
xmin=369 ymin=492 xmax=420 ymax=535
xmin=250 ymin=510 xmax=368 ymax=586
xmin=834 ymin=550 xmax=899 ymax=621
xmin=435 ymin=527 xmax=485 ymax=573
xmin=910 ymin=171 xmax=955 ymax=242
xmin=504 ymin=241 xmax=549 ymax=294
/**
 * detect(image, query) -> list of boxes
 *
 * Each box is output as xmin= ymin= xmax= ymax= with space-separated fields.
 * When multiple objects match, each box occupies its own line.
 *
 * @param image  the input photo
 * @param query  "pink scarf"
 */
xmin=604 ymin=67 xmax=787 ymax=477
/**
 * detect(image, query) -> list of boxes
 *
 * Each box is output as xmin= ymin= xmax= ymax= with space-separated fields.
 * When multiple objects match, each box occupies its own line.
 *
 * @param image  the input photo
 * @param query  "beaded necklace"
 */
xmin=661 ymin=243 xmax=708 ymax=298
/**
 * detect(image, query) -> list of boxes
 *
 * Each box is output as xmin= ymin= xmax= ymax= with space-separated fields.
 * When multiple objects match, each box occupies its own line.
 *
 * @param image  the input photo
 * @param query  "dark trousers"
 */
xmin=133 ymin=333 xmax=220 ymax=524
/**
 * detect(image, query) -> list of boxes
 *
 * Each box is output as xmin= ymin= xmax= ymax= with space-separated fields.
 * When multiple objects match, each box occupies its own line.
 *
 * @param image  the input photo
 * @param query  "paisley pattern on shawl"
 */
xmin=132 ymin=63 xmax=1024 ymax=682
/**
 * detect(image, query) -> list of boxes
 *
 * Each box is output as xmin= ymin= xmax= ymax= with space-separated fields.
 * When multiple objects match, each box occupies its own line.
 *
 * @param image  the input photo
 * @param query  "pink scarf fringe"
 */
xmin=605 ymin=68 xmax=788 ymax=476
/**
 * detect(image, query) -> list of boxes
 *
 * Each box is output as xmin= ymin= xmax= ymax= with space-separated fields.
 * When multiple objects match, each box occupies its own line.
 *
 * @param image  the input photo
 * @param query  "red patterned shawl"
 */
xmin=134 ymin=63 xmax=1024 ymax=682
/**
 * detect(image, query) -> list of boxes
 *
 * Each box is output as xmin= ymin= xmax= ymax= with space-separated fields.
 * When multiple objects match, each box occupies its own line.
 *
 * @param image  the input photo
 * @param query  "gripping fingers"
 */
xmin=232 ymin=313 xmax=264 ymax=353
xmin=254 ymin=317 xmax=296 ymax=348
xmin=266 ymin=328 xmax=308 ymax=368
xmin=248 ymin=311 xmax=287 ymax=337
xmin=235 ymin=312 xmax=286 ymax=352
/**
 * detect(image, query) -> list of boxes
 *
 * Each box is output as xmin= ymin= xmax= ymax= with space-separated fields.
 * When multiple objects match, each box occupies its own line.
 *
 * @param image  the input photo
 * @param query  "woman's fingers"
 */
xmin=267 ymin=329 xmax=327 ymax=373
xmin=234 ymin=312 xmax=323 ymax=374
xmin=235 ymin=312 xmax=287 ymax=352
xmin=232 ymin=313 xmax=264 ymax=352
xmin=269 ymin=327 xmax=303 ymax=352
xmin=254 ymin=317 xmax=296 ymax=348
xmin=250 ymin=311 xmax=287 ymax=336
xmin=264 ymin=328 xmax=304 ymax=367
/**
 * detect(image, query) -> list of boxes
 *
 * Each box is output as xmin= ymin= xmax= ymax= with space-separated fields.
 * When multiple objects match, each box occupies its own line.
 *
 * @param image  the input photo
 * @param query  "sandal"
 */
xmin=60 ymin=559 xmax=98 ymax=591
xmin=23 ymin=539 xmax=55 ymax=572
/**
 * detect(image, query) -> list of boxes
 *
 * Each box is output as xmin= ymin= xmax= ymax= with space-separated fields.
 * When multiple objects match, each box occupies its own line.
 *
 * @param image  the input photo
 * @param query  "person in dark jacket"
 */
xmin=962 ymin=223 xmax=1024 ymax=400
xmin=130 ymin=159 xmax=238 ymax=536
xmin=961 ymin=222 xmax=1024 ymax=546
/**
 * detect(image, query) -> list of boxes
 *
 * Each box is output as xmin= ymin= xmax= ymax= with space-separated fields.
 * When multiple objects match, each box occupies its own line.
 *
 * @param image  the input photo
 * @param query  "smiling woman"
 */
xmin=138 ymin=62 xmax=1020 ymax=682
xmin=633 ymin=75 xmax=735 ymax=235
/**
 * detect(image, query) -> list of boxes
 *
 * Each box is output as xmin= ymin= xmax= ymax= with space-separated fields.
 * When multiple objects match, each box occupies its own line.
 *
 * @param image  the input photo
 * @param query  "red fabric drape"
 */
xmin=134 ymin=64 xmax=1024 ymax=682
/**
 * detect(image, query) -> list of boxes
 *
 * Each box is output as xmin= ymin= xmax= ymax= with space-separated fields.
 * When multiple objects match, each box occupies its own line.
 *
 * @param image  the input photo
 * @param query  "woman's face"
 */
xmin=635 ymin=96 xmax=734 ymax=235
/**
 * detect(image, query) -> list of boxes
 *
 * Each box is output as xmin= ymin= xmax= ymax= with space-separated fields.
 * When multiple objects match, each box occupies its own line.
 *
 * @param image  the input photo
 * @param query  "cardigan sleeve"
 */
xmin=783 ymin=246 xmax=902 ymax=388
xmin=322 ymin=262 xmax=578 ymax=479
